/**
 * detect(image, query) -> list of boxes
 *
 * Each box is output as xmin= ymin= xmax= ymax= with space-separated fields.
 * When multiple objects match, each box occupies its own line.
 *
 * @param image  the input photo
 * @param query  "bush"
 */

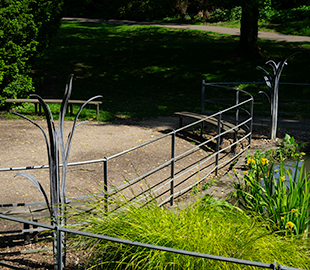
xmin=207 ymin=6 xmax=241 ymax=23
xmin=259 ymin=5 xmax=277 ymax=22
xmin=0 ymin=0 xmax=63 ymax=106
xmin=271 ymin=5 xmax=310 ymax=23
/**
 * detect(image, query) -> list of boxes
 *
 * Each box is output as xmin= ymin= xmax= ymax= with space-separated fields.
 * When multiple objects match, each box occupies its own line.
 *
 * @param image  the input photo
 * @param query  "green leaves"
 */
xmin=233 ymin=148 xmax=310 ymax=237
xmin=0 ymin=0 xmax=62 ymax=106
xmin=276 ymin=134 xmax=306 ymax=160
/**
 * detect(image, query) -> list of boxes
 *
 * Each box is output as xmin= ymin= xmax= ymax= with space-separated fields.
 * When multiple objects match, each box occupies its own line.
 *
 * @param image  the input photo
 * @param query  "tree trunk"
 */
xmin=238 ymin=2 xmax=260 ymax=56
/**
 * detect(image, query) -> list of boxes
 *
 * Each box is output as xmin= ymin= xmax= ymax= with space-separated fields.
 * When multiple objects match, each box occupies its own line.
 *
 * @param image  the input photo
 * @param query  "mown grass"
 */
xmin=70 ymin=195 xmax=310 ymax=269
xmin=5 ymin=20 xmax=310 ymax=121
xmin=214 ymin=19 xmax=310 ymax=37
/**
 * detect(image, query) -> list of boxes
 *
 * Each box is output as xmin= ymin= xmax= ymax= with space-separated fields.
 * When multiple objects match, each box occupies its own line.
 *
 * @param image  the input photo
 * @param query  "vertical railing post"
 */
xmin=215 ymin=114 xmax=222 ymax=176
xmin=170 ymin=131 xmax=176 ymax=206
xmin=103 ymin=157 xmax=108 ymax=213
xmin=201 ymin=80 xmax=205 ymax=114
xmin=56 ymin=225 xmax=63 ymax=270
xmin=249 ymin=98 xmax=254 ymax=146
xmin=233 ymin=90 xmax=240 ymax=155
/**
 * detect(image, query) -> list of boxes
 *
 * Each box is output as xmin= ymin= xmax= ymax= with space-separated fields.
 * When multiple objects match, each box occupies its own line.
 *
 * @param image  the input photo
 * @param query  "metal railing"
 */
xmin=0 ymin=84 xmax=305 ymax=270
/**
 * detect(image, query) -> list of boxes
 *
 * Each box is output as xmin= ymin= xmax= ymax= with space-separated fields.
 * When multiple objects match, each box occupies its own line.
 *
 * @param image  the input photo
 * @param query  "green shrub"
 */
xmin=259 ymin=5 xmax=277 ymax=22
xmin=208 ymin=8 xmax=231 ymax=22
xmin=276 ymin=134 xmax=306 ymax=160
xmin=271 ymin=5 xmax=310 ymax=23
xmin=0 ymin=0 xmax=63 ymax=106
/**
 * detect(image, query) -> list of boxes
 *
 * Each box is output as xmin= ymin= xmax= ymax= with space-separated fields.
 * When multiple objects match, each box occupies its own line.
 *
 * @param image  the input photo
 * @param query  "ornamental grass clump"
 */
xmin=69 ymin=194 xmax=310 ymax=269
xmin=233 ymin=149 xmax=310 ymax=237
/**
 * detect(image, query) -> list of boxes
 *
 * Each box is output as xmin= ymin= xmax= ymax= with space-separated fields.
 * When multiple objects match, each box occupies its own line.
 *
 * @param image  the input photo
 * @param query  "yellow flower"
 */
xmin=279 ymin=176 xmax=285 ymax=182
xmin=244 ymin=171 xmax=249 ymax=175
xmin=261 ymin=158 xmax=269 ymax=165
xmin=286 ymin=221 xmax=295 ymax=231
xmin=280 ymin=216 xmax=284 ymax=221
xmin=247 ymin=158 xmax=256 ymax=165
xmin=233 ymin=168 xmax=237 ymax=173
xmin=291 ymin=208 xmax=298 ymax=213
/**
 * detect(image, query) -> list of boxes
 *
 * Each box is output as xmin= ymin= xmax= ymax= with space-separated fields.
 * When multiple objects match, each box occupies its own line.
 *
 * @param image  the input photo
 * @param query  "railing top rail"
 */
xmin=203 ymin=81 xmax=310 ymax=86
xmin=0 ymin=97 xmax=253 ymax=173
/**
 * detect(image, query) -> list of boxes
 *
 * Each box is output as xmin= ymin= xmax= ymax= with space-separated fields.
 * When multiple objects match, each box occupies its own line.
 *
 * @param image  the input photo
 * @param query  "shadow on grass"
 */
xmin=32 ymin=21 xmax=310 ymax=121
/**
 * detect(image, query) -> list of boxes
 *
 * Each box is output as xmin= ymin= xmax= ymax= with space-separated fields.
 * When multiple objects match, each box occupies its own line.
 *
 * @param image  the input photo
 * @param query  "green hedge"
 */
xmin=0 ymin=0 xmax=63 ymax=107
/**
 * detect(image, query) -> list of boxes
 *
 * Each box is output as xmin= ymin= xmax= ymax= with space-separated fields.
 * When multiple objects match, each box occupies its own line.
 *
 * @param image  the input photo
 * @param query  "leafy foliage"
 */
xmin=63 ymin=0 xmax=179 ymax=21
xmin=271 ymin=5 xmax=310 ymax=23
xmin=276 ymin=134 xmax=306 ymax=160
xmin=0 ymin=0 xmax=63 ymax=106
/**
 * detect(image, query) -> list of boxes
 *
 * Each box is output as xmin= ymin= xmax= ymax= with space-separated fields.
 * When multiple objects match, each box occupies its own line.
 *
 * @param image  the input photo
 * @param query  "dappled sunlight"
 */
xmin=32 ymin=21 xmax=310 ymax=121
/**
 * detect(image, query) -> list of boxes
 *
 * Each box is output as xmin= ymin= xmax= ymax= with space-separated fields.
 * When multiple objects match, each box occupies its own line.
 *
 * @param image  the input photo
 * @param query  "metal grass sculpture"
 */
xmin=257 ymin=52 xmax=300 ymax=139
xmin=13 ymin=74 xmax=102 ymax=269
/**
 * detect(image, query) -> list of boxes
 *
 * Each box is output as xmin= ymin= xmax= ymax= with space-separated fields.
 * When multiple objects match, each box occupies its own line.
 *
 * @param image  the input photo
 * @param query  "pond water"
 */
xmin=273 ymin=155 xmax=310 ymax=184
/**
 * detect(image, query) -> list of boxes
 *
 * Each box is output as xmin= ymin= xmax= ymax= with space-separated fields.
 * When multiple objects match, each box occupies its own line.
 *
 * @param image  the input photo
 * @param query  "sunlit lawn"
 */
xmin=28 ymin=21 xmax=310 ymax=121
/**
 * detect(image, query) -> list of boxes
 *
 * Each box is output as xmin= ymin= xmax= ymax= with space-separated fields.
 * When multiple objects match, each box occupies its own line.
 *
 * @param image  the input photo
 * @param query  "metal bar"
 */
xmin=249 ymin=99 xmax=254 ymax=145
xmin=0 ymin=227 xmax=48 ymax=234
xmin=0 ymin=262 xmax=27 ymax=270
xmin=103 ymin=158 xmax=108 ymax=213
xmin=59 ymin=227 xmax=275 ymax=269
xmin=202 ymin=81 xmax=310 ymax=86
xmin=215 ymin=113 xmax=222 ymax=176
xmin=56 ymin=225 xmax=63 ymax=270
xmin=233 ymin=90 xmax=240 ymax=155
xmin=201 ymin=79 xmax=206 ymax=113
xmin=170 ymin=132 xmax=176 ymax=206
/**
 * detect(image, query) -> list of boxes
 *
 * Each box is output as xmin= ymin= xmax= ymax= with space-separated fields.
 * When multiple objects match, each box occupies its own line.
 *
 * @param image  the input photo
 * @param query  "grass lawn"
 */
xmin=21 ymin=21 xmax=310 ymax=121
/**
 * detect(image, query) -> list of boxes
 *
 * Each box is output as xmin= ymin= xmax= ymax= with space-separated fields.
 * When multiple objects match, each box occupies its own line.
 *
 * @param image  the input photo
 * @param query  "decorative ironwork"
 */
xmin=12 ymin=74 xmax=102 ymax=269
xmin=257 ymin=52 xmax=300 ymax=139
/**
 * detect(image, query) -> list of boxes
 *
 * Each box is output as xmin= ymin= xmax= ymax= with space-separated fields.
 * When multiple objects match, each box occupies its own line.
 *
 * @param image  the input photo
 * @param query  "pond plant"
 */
xmin=232 ymin=135 xmax=310 ymax=237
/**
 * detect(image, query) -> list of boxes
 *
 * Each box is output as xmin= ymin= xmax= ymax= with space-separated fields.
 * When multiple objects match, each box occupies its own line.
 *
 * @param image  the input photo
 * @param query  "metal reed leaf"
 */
xmin=15 ymin=173 xmax=52 ymax=216
xmin=60 ymin=95 xmax=102 ymax=201
xmin=12 ymin=112 xmax=51 ymax=159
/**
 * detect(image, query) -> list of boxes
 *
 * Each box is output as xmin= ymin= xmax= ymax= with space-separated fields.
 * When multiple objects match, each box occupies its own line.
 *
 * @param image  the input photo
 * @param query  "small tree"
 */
xmin=0 ymin=0 xmax=63 ymax=106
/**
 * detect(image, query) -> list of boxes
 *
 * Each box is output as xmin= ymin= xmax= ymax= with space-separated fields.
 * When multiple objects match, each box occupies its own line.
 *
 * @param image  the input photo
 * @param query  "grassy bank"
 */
xmin=6 ymin=21 xmax=310 ymax=121
xmin=71 ymin=195 xmax=310 ymax=269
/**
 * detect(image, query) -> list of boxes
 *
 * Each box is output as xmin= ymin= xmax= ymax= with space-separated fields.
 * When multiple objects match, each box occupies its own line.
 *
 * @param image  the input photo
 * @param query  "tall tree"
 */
xmin=238 ymin=1 xmax=261 ymax=56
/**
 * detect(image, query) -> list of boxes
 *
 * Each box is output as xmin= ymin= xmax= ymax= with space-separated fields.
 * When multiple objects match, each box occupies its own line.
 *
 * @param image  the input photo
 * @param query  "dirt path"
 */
xmin=1 ymin=115 xmax=309 ymax=205
xmin=0 ymin=117 xmax=181 ymax=205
